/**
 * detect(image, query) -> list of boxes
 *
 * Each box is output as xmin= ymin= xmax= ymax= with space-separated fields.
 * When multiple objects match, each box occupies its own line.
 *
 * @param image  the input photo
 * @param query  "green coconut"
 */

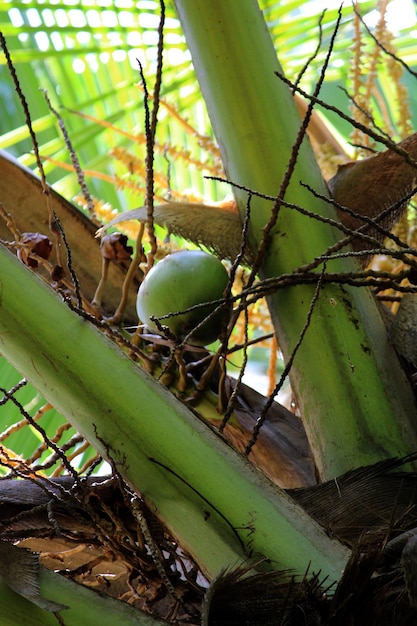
xmin=137 ymin=250 xmax=229 ymax=346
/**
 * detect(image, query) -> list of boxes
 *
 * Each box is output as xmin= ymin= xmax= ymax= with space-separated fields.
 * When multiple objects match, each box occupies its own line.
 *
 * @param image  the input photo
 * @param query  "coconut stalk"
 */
xmin=0 ymin=243 xmax=349 ymax=582
xmin=0 ymin=566 xmax=160 ymax=626
xmin=174 ymin=0 xmax=417 ymax=478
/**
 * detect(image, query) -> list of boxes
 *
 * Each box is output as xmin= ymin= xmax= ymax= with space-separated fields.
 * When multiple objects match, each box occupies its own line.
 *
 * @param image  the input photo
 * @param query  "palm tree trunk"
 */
xmin=174 ymin=0 xmax=417 ymax=478
xmin=0 ymin=243 xmax=349 ymax=580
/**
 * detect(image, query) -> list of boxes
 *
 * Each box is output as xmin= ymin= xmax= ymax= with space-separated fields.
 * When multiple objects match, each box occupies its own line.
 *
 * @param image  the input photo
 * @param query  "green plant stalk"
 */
xmin=174 ymin=0 xmax=417 ymax=478
xmin=0 ymin=567 xmax=162 ymax=625
xmin=0 ymin=244 xmax=349 ymax=582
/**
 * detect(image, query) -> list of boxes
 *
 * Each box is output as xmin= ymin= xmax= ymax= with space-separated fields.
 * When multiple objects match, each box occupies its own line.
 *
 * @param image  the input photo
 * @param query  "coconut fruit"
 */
xmin=136 ymin=250 xmax=229 ymax=346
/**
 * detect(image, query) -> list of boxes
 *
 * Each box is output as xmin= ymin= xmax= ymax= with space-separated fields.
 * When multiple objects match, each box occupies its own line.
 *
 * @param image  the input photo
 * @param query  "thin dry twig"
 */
xmin=275 ymin=71 xmax=417 ymax=169
xmin=0 ymin=387 xmax=79 ymax=481
xmin=41 ymin=89 xmax=96 ymax=219
xmin=247 ymin=6 xmax=343 ymax=285
xmin=108 ymin=1 xmax=165 ymax=324
xmin=0 ymin=32 xmax=85 ymax=308
xmin=244 ymin=262 xmax=327 ymax=455
xmin=140 ymin=0 xmax=165 ymax=270
xmin=293 ymin=9 xmax=325 ymax=91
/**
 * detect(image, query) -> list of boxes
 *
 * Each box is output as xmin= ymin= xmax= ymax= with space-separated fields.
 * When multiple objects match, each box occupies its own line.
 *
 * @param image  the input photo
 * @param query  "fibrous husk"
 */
xmin=329 ymin=133 xmax=417 ymax=256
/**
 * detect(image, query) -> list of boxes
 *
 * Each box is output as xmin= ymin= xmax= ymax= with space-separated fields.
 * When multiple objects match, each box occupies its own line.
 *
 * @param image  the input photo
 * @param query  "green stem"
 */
xmin=0 ymin=244 xmax=348 ymax=581
xmin=0 ymin=567 xmax=159 ymax=625
xmin=174 ymin=0 xmax=417 ymax=477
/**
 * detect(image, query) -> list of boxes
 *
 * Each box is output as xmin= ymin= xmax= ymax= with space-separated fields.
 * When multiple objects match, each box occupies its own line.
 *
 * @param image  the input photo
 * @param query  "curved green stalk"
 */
xmin=0 ymin=244 xmax=348 ymax=582
xmin=0 ymin=567 xmax=159 ymax=625
xmin=174 ymin=0 xmax=417 ymax=478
